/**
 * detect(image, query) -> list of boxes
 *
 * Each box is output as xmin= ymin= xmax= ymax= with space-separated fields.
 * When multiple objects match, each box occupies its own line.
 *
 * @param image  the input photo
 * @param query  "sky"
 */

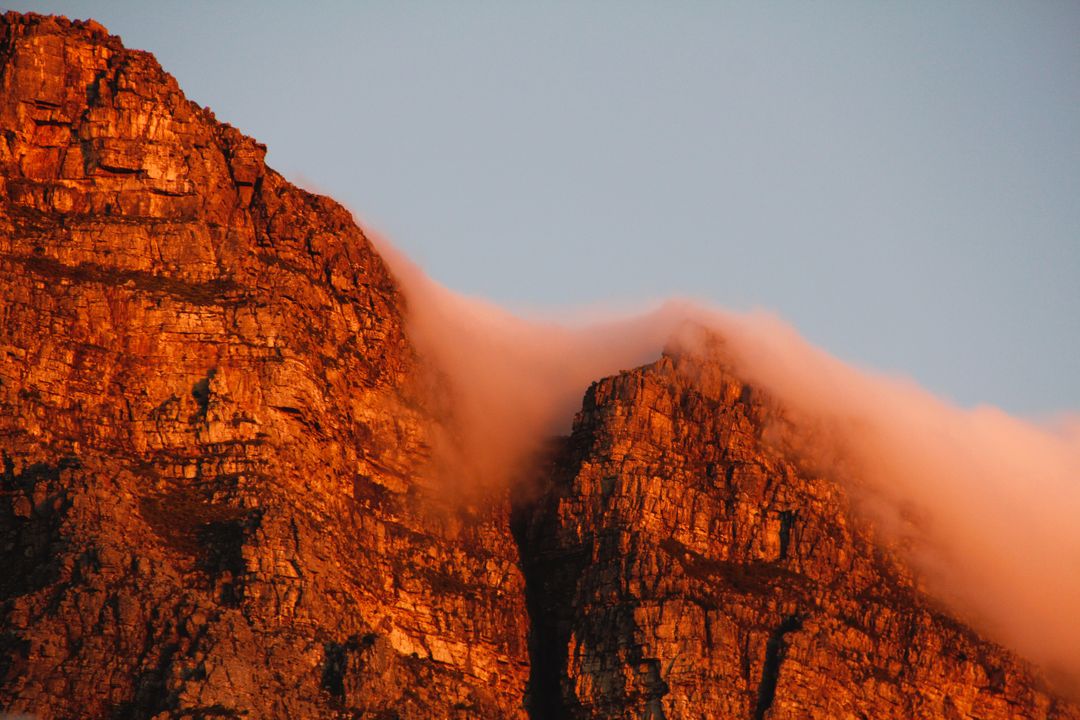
xmin=9 ymin=1 xmax=1080 ymax=414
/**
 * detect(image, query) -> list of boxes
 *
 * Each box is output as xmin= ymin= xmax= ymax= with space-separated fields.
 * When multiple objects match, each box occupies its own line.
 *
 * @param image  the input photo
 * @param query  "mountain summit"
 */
xmin=0 ymin=12 xmax=1075 ymax=719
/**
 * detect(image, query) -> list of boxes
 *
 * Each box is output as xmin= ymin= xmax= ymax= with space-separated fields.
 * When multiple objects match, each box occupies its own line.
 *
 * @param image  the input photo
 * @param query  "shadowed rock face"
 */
xmin=0 ymin=12 xmax=528 ymax=719
xmin=0 ymin=11 xmax=1076 ymax=720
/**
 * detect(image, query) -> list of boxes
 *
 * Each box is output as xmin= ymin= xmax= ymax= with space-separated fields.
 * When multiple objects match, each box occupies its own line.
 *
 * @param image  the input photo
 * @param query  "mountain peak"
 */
xmin=0 ymin=12 xmax=1075 ymax=719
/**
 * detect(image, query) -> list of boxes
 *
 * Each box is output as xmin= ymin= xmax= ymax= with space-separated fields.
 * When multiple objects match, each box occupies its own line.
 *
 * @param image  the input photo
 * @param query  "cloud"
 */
xmin=703 ymin=310 xmax=1080 ymax=694
xmin=364 ymin=222 xmax=1080 ymax=695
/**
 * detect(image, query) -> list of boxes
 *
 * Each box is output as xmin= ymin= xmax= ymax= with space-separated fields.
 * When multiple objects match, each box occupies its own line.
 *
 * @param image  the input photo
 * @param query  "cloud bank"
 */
xmin=366 ymin=226 xmax=1080 ymax=694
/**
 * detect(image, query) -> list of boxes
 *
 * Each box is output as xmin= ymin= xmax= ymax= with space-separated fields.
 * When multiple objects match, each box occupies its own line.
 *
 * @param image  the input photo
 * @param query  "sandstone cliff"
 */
xmin=515 ymin=341 xmax=1079 ymax=718
xmin=0 ymin=12 xmax=528 ymax=718
xmin=0 ymin=12 xmax=1075 ymax=720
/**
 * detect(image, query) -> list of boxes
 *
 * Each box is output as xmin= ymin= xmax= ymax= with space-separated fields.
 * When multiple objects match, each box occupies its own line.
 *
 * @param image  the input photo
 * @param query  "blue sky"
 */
xmin=10 ymin=1 xmax=1080 ymax=413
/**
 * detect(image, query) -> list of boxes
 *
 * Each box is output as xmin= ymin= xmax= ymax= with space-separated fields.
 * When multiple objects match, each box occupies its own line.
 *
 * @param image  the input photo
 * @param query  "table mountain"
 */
xmin=0 ymin=12 xmax=1074 ymax=720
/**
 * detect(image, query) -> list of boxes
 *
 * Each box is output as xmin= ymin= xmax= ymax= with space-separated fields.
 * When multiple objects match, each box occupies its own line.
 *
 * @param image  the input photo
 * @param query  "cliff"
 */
xmin=515 ymin=341 xmax=1078 ymax=718
xmin=0 ymin=12 xmax=1075 ymax=720
xmin=0 ymin=12 xmax=528 ymax=718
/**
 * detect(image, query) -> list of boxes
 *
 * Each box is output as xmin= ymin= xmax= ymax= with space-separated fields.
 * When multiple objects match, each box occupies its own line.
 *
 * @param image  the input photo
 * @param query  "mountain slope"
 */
xmin=0 ymin=12 xmax=528 ymax=718
xmin=516 ymin=340 xmax=1078 ymax=718
xmin=0 ymin=12 xmax=1075 ymax=720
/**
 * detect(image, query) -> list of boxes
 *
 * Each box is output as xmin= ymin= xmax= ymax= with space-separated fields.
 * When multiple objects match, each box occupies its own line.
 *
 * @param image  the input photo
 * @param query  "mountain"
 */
xmin=0 ymin=12 xmax=1075 ymax=719
xmin=0 ymin=12 xmax=527 ymax=718
xmin=516 ymin=341 xmax=1077 ymax=718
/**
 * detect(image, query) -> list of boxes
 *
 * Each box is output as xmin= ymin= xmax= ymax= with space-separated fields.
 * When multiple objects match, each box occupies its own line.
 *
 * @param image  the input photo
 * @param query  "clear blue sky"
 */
xmin=10 ymin=1 xmax=1080 ymax=414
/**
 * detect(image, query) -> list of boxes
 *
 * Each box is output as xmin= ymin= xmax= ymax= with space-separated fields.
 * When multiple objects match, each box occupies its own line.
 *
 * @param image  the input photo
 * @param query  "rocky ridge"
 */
xmin=0 ymin=12 xmax=1076 ymax=720
xmin=516 ymin=340 xmax=1078 ymax=718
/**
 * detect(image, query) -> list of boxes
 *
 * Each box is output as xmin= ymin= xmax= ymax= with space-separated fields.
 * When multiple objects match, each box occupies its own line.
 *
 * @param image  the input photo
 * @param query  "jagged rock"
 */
xmin=0 ymin=11 xmax=1076 ymax=720
xmin=0 ymin=12 xmax=528 ymax=719
xmin=515 ymin=342 xmax=1079 ymax=719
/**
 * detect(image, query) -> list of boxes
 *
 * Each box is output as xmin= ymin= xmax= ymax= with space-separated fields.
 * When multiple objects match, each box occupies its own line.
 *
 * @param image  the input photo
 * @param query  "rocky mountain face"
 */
xmin=0 ymin=12 xmax=1075 ymax=720
xmin=0 ymin=12 xmax=527 ymax=719
xmin=515 ymin=343 xmax=1078 ymax=718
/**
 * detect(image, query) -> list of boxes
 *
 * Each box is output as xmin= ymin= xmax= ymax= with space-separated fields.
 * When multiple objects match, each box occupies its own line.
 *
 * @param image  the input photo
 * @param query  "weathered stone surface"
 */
xmin=515 ymin=341 xmax=1080 ymax=719
xmin=0 ymin=12 xmax=528 ymax=719
xmin=1 ymin=10 xmax=1077 ymax=720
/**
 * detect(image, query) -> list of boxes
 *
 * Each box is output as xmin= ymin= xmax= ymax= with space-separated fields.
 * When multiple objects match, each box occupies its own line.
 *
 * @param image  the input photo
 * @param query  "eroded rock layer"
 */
xmin=0 ymin=13 xmax=528 ymax=719
xmin=1 ymin=11 xmax=1077 ymax=720
xmin=515 ymin=343 xmax=1079 ymax=719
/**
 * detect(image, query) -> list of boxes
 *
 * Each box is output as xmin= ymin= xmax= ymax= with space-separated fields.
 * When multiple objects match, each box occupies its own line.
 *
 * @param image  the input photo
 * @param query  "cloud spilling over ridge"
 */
xmin=713 ymin=313 xmax=1080 ymax=693
xmin=369 ymin=232 xmax=691 ymax=484
xmin=365 ymin=226 xmax=1080 ymax=694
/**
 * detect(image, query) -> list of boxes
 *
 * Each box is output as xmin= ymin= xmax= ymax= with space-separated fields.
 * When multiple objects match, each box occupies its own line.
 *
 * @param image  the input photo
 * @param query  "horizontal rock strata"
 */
xmin=0 ymin=12 xmax=528 ymax=719
xmin=515 ymin=344 xmax=1079 ymax=719
xmin=1 ymin=11 xmax=1075 ymax=720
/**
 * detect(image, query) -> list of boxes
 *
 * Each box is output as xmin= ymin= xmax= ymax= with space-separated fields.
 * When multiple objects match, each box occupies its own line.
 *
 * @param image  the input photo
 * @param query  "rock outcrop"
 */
xmin=0 ymin=11 xmax=1075 ymax=720
xmin=0 ymin=12 xmax=528 ymax=719
xmin=514 ymin=342 xmax=1079 ymax=719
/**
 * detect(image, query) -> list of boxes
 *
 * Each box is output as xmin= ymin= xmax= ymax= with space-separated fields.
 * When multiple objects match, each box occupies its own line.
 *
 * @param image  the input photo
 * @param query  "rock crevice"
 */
xmin=752 ymin=615 xmax=802 ymax=720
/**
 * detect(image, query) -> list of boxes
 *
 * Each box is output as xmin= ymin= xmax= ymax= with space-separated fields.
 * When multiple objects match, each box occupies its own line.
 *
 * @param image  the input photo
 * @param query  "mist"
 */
xmin=365 ymin=227 xmax=1080 ymax=694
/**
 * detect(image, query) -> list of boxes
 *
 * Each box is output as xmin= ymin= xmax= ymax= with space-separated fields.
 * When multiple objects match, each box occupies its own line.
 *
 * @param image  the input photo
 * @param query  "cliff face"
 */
xmin=515 ymin=343 xmax=1079 ymax=719
xmin=0 ymin=11 xmax=1075 ymax=720
xmin=0 ymin=13 xmax=528 ymax=719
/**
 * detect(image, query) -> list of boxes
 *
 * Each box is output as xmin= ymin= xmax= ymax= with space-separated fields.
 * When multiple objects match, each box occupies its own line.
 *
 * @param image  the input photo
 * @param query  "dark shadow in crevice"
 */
xmin=778 ymin=510 xmax=796 ymax=561
xmin=511 ymin=496 xmax=588 ymax=720
xmin=753 ymin=614 xmax=803 ymax=720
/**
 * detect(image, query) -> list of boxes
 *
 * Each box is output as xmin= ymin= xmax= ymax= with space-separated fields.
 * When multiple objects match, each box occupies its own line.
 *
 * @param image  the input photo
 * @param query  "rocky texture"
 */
xmin=515 ymin=341 xmax=1080 ymax=719
xmin=1 ymin=11 xmax=1077 ymax=720
xmin=0 ymin=12 xmax=527 ymax=719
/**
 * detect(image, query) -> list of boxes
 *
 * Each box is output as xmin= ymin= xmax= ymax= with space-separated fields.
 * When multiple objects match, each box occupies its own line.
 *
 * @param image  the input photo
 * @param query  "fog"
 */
xmin=367 ymin=227 xmax=1080 ymax=694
